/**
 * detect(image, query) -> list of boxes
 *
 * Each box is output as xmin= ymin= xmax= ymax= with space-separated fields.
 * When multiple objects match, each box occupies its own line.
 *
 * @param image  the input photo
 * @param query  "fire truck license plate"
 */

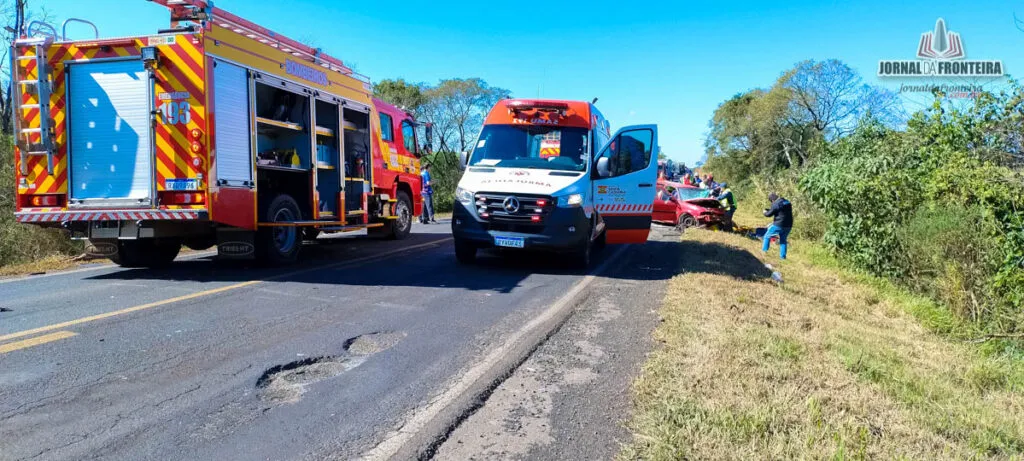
xmin=494 ymin=236 xmax=525 ymax=248
xmin=165 ymin=179 xmax=199 ymax=191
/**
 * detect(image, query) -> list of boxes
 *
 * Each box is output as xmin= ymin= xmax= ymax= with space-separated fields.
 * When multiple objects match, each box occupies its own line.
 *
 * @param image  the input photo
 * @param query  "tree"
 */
xmin=424 ymin=78 xmax=509 ymax=152
xmin=373 ymin=79 xmax=427 ymax=114
xmin=782 ymin=59 xmax=902 ymax=140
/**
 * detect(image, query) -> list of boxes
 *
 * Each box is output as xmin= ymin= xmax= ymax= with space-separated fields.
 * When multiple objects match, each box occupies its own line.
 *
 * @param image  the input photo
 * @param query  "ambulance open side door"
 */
xmin=593 ymin=125 xmax=659 ymax=244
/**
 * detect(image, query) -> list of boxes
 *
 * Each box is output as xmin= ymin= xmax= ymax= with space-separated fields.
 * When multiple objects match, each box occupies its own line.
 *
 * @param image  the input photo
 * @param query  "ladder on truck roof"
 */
xmin=148 ymin=0 xmax=369 ymax=83
xmin=11 ymin=34 xmax=55 ymax=175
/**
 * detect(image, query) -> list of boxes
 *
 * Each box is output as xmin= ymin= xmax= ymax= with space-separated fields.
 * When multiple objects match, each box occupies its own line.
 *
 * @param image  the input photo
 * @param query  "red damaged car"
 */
xmin=653 ymin=181 xmax=726 ymax=228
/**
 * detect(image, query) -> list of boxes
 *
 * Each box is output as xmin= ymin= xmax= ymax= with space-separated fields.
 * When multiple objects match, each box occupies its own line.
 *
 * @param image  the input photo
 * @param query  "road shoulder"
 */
xmin=433 ymin=227 xmax=682 ymax=460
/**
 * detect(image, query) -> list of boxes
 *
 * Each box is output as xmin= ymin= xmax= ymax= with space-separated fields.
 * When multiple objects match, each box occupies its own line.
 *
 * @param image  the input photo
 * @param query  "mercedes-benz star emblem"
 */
xmin=502 ymin=196 xmax=521 ymax=214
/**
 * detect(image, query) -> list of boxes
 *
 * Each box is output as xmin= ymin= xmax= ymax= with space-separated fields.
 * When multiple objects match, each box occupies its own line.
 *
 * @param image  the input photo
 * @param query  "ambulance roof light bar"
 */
xmin=147 ymin=0 xmax=370 ymax=83
xmin=506 ymin=100 xmax=570 ymax=116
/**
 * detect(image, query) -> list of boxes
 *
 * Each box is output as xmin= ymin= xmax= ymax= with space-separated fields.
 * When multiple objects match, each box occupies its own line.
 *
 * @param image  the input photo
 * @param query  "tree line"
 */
xmin=374 ymin=78 xmax=510 ymax=212
xmin=704 ymin=59 xmax=1024 ymax=337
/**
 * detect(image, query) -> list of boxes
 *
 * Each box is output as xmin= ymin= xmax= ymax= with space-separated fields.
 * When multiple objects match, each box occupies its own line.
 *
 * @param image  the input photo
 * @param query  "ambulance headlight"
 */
xmin=561 ymin=193 xmax=583 ymax=207
xmin=456 ymin=187 xmax=474 ymax=206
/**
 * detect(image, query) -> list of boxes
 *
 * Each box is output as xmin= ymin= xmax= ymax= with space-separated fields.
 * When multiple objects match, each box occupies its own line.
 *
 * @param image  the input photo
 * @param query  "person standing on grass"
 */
xmin=762 ymin=192 xmax=793 ymax=259
xmin=420 ymin=163 xmax=436 ymax=224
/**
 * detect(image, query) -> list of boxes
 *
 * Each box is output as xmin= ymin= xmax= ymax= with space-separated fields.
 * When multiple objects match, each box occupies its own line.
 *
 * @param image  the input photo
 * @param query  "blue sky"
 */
xmin=41 ymin=0 xmax=1023 ymax=164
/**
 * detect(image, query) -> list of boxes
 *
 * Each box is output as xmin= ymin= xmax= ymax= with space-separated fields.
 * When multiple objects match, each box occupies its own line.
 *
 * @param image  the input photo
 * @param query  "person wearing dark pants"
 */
xmin=762 ymin=192 xmax=793 ymax=259
xmin=420 ymin=163 xmax=436 ymax=224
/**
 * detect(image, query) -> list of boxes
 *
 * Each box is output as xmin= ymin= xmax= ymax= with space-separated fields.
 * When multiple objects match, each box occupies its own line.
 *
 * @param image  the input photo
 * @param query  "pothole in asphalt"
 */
xmin=256 ymin=332 xmax=405 ymax=404
xmin=344 ymin=331 xmax=406 ymax=355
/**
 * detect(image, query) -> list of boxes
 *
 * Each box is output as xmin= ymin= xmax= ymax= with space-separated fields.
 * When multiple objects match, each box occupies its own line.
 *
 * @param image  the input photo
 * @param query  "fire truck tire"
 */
xmin=257 ymin=194 xmax=302 ymax=265
xmin=372 ymin=191 xmax=413 ymax=240
xmin=183 ymin=236 xmax=216 ymax=251
xmin=454 ymin=239 xmax=477 ymax=264
xmin=111 ymin=239 xmax=181 ymax=268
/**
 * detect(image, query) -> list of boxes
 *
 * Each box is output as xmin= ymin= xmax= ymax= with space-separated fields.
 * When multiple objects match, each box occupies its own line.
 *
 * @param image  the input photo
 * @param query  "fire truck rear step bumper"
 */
xmin=15 ymin=210 xmax=208 ymax=223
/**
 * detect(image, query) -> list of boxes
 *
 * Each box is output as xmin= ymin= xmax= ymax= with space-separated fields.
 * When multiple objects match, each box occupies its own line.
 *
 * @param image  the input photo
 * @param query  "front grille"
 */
xmin=475 ymin=192 xmax=555 ymax=234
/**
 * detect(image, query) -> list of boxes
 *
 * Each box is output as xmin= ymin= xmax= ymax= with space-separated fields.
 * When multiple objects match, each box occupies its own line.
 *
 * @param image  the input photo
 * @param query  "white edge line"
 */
xmin=360 ymin=244 xmax=630 ymax=461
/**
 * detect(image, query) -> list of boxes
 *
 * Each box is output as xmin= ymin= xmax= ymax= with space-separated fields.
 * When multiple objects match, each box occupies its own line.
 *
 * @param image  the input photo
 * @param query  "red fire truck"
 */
xmin=11 ymin=0 xmax=426 ymax=265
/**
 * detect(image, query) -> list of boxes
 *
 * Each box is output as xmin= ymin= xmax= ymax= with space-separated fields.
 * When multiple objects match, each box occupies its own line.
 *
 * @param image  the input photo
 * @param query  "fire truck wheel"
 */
xmin=372 ymin=191 xmax=413 ymax=240
xmin=111 ymin=239 xmax=181 ymax=268
xmin=257 ymin=194 xmax=302 ymax=265
xmin=183 ymin=236 xmax=216 ymax=251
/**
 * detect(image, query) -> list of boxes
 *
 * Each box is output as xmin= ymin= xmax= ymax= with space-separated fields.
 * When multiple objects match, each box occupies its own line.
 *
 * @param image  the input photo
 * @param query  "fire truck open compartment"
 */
xmin=254 ymin=79 xmax=313 ymax=219
xmin=314 ymin=98 xmax=341 ymax=217
xmin=343 ymin=108 xmax=370 ymax=215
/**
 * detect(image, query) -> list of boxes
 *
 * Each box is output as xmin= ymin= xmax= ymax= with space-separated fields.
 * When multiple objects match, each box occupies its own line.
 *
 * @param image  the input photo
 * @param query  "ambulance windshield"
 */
xmin=469 ymin=125 xmax=589 ymax=172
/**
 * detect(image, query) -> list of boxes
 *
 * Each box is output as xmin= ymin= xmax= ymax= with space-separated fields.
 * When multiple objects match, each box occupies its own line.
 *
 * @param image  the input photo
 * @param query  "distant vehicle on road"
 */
xmin=653 ymin=181 xmax=725 ymax=228
xmin=11 ymin=0 xmax=426 ymax=267
xmin=451 ymin=99 xmax=659 ymax=267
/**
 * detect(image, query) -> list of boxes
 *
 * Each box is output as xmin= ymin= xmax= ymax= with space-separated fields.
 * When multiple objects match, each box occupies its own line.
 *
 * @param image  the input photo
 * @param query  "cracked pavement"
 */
xmin=0 ymin=224 xmax=679 ymax=460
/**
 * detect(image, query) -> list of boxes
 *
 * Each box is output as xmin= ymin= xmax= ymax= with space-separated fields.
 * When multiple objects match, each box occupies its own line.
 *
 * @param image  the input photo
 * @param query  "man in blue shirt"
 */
xmin=420 ymin=163 xmax=436 ymax=224
xmin=762 ymin=192 xmax=794 ymax=259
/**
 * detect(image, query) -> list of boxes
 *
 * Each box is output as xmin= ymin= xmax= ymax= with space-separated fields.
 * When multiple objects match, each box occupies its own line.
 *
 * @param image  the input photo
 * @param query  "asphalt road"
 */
xmin=0 ymin=221 xmax=669 ymax=460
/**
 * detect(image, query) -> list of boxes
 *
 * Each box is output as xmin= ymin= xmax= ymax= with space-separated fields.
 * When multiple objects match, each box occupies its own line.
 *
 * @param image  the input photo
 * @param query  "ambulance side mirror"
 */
xmin=596 ymin=157 xmax=611 ymax=177
xmin=459 ymin=151 xmax=468 ymax=170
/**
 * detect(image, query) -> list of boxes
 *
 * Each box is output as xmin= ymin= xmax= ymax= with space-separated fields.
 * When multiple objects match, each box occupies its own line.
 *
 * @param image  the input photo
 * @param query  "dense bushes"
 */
xmin=0 ymin=136 xmax=81 ymax=267
xmin=705 ymin=61 xmax=1024 ymax=334
xmin=797 ymin=91 xmax=1024 ymax=333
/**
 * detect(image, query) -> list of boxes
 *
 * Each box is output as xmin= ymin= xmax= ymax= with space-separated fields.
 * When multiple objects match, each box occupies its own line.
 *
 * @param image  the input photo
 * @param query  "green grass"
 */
xmin=621 ymin=226 xmax=1024 ymax=460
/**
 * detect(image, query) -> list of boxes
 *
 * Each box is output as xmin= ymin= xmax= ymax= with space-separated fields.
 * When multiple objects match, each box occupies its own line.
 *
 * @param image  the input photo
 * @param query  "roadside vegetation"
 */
xmin=702 ymin=59 xmax=1024 ymax=338
xmin=373 ymin=77 xmax=509 ymax=213
xmin=622 ymin=224 xmax=1024 ymax=460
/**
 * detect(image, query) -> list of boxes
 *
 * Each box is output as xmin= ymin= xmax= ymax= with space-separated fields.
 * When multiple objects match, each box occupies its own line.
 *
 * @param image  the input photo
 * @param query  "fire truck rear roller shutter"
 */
xmin=212 ymin=59 xmax=253 ymax=187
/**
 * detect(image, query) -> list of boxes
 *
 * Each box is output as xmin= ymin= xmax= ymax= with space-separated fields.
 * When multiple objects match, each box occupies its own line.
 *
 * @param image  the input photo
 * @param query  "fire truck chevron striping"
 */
xmin=12 ymin=0 xmax=428 ymax=266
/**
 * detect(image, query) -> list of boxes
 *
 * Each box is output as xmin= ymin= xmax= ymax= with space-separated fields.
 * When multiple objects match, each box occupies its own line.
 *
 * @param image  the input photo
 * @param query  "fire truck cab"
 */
xmin=11 ymin=0 xmax=424 ymax=266
xmin=451 ymin=99 xmax=659 ymax=267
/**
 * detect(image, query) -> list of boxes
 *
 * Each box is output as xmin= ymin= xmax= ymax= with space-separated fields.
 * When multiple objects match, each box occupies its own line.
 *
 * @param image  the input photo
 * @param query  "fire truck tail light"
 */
xmin=161 ymin=192 xmax=204 ymax=205
xmin=191 ymin=128 xmax=203 ymax=140
xmin=27 ymin=194 xmax=61 ymax=207
xmin=190 ymin=141 xmax=202 ymax=153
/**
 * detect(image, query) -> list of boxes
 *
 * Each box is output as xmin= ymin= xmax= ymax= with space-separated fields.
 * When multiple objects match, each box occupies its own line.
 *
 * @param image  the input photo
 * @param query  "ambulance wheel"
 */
xmin=257 ymin=194 xmax=302 ymax=265
xmin=111 ymin=239 xmax=181 ymax=268
xmin=454 ymin=239 xmax=477 ymax=264
xmin=379 ymin=191 xmax=413 ymax=240
xmin=572 ymin=225 xmax=594 ymax=269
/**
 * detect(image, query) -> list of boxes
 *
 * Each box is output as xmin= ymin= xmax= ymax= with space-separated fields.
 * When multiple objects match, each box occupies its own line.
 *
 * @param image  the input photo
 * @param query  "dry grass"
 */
xmin=621 ymin=228 xmax=1024 ymax=460
xmin=0 ymin=254 xmax=87 ymax=278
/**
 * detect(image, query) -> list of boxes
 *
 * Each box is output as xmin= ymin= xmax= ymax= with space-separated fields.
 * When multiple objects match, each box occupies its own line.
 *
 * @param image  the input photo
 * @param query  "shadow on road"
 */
xmin=86 ymin=228 xmax=769 ymax=294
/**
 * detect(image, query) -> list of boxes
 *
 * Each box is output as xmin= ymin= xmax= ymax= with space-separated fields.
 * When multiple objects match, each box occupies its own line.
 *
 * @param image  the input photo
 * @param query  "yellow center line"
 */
xmin=0 ymin=331 xmax=78 ymax=354
xmin=0 ymin=238 xmax=452 ymax=345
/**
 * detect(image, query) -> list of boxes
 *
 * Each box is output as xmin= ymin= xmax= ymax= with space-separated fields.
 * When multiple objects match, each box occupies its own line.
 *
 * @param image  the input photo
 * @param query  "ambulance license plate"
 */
xmin=494 ymin=236 xmax=525 ymax=249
